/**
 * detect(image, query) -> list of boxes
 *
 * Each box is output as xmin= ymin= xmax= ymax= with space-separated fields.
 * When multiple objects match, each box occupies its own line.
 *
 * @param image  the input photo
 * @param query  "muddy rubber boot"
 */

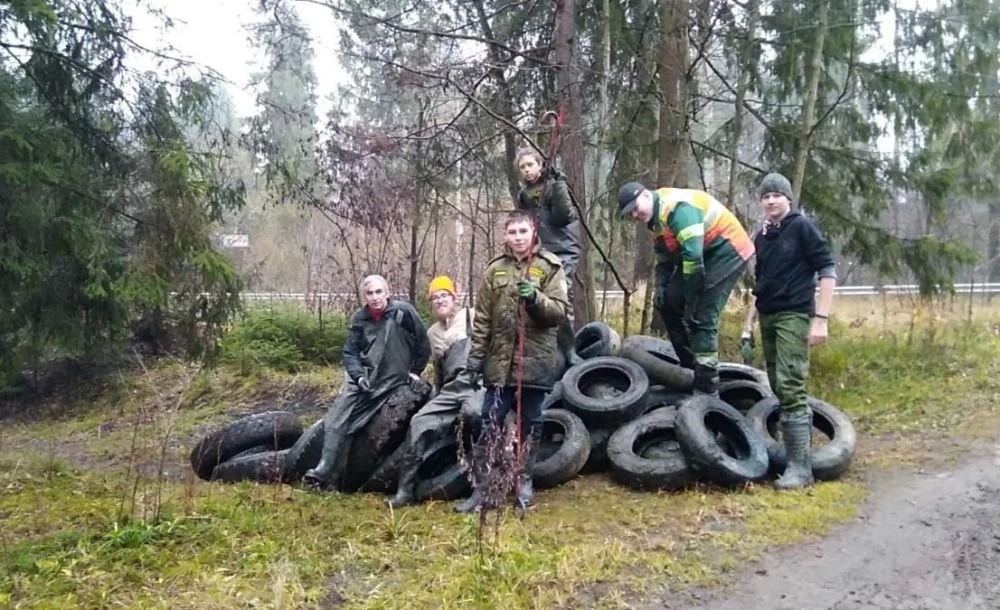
xmin=303 ymin=421 xmax=346 ymax=492
xmin=692 ymin=362 xmax=720 ymax=398
xmin=775 ymin=412 xmax=814 ymax=490
xmin=388 ymin=447 xmax=421 ymax=509
xmin=514 ymin=433 xmax=540 ymax=511
xmin=453 ymin=444 xmax=486 ymax=514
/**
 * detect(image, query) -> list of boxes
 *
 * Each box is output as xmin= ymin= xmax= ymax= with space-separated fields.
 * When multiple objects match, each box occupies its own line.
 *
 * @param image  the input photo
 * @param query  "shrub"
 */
xmin=221 ymin=307 xmax=348 ymax=373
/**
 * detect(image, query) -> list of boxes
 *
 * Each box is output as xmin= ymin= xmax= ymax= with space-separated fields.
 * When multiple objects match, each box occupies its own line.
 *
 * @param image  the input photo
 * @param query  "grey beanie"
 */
xmin=758 ymin=172 xmax=793 ymax=201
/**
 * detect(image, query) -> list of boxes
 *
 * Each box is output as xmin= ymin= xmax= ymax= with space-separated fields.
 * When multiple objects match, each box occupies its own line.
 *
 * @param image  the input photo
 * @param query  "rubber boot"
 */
xmin=775 ymin=411 xmax=814 ymax=490
xmin=692 ymin=362 xmax=720 ymax=397
xmin=514 ymin=430 xmax=541 ymax=510
xmin=303 ymin=419 xmax=346 ymax=491
xmin=453 ymin=443 xmax=487 ymax=514
xmin=387 ymin=446 xmax=421 ymax=509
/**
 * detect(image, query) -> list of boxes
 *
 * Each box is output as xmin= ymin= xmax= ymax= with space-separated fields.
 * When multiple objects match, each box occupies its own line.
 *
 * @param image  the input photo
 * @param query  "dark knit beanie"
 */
xmin=758 ymin=173 xmax=793 ymax=201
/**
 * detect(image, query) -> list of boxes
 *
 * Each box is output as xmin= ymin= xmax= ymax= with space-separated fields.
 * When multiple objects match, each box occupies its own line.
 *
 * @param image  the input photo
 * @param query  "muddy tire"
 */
xmin=620 ymin=345 xmax=694 ymax=392
xmin=719 ymin=380 xmax=773 ymax=413
xmin=341 ymin=380 xmax=432 ymax=492
xmin=415 ymin=436 xmax=471 ymax=501
xmin=718 ymin=362 xmax=771 ymax=389
xmin=581 ymin=426 xmax=613 ymax=473
xmin=575 ymin=322 xmax=621 ymax=359
xmin=281 ymin=418 xmax=324 ymax=482
xmin=607 ymin=408 xmax=694 ymax=491
xmin=645 ymin=385 xmax=692 ymax=414
xmin=190 ymin=411 xmax=303 ymax=481
xmin=542 ymin=382 xmax=566 ymax=411
xmin=561 ymin=357 xmax=649 ymax=427
xmin=676 ymin=395 xmax=769 ymax=486
xmin=621 ymin=335 xmax=680 ymax=365
xmin=360 ymin=442 xmax=404 ymax=494
xmin=533 ymin=409 xmax=590 ymax=488
xmin=746 ymin=396 xmax=857 ymax=480
xmin=211 ymin=449 xmax=290 ymax=484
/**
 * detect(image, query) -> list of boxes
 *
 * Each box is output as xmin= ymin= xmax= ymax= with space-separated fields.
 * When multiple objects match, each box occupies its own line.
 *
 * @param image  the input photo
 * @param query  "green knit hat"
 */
xmin=758 ymin=173 xmax=793 ymax=201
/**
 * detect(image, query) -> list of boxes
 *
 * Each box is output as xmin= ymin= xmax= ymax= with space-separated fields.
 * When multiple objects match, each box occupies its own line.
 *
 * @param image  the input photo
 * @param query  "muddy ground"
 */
xmin=656 ymin=444 xmax=1000 ymax=610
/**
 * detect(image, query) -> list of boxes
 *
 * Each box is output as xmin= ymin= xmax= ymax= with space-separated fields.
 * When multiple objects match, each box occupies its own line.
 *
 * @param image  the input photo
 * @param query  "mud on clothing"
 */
xmin=332 ymin=299 xmax=430 ymax=436
xmin=753 ymin=210 xmax=837 ymax=417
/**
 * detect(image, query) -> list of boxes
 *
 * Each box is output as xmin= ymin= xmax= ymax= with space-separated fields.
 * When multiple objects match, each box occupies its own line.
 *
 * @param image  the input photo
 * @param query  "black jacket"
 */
xmin=752 ymin=211 xmax=836 ymax=315
xmin=516 ymin=169 xmax=581 ymax=278
xmin=342 ymin=299 xmax=430 ymax=383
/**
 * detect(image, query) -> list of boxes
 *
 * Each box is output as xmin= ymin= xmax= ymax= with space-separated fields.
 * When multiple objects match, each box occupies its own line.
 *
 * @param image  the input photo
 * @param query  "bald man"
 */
xmin=304 ymin=275 xmax=430 ymax=491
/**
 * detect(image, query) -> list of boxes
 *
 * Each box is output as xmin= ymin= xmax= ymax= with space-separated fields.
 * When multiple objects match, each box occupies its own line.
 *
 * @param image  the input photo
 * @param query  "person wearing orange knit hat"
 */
xmin=388 ymin=275 xmax=483 ymax=508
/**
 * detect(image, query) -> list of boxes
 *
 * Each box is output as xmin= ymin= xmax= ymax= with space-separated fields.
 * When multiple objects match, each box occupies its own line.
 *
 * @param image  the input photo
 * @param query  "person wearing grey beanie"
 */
xmin=741 ymin=172 xmax=837 ymax=490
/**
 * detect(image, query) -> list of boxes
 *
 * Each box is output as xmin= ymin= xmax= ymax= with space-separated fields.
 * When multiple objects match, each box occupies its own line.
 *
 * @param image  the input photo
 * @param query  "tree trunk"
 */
xmin=989 ymin=202 xmax=1000 ymax=283
xmin=725 ymin=0 xmax=759 ymax=220
xmin=634 ymin=0 xmax=660 ymax=332
xmin=790 ymin=0 xmax=830 ymax=203
xmin=553 ymin=0 xmax=592 ymax=327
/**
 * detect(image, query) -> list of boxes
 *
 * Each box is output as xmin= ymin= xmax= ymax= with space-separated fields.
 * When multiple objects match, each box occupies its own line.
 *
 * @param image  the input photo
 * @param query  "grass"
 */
xmin=1 ymin=299 xmax=999 ymax=608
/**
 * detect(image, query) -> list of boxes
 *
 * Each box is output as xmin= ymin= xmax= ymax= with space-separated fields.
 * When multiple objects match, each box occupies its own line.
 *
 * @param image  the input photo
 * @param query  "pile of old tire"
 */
xmin=562 ymin=328 xmax=856 ymax=491
xmin=190 ymin=380 xmax=475 ymax=499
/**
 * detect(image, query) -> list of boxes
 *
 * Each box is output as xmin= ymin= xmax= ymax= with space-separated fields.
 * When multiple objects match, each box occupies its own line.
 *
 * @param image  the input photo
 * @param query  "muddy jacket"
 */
xmin=517 ymin=169 xmax=581 ymax=278
xmin=468 ymin=244 xmax=568 ymax=389
xmin=648 ymin=188 xmax=754 ymax=307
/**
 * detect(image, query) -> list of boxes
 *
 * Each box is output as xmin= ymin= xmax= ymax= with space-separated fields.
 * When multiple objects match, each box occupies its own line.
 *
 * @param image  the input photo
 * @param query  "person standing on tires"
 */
xmin=617 ymin=182 xmax=754 ymax=396
xmin=515 ymin=148 xmax=581 ymax=368
xmin=740 ymin=172 xmax=836 ymax=490
xmin=304 ymin=274 xmax=430 ymax=491
xmin=453 ymin=210 xmax=569 ymax=513
xmin=388 ymin=276 xmax=485 ymax=508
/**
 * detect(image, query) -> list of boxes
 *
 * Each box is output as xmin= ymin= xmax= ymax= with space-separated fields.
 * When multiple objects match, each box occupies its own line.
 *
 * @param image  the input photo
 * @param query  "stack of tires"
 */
xmin=189 ymin=324 xmax=857 ymax=498
xmin=554 ymin=324 xmax=858 ymax=491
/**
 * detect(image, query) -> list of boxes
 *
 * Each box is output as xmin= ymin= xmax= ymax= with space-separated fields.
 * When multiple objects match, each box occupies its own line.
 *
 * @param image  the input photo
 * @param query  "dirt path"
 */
xmin=657 ymin=444 xmax=1000 ymax=610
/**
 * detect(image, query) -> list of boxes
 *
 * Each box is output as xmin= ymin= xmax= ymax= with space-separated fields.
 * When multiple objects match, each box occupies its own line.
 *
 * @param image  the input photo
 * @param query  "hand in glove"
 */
xmin=517 ymin=280 xmax=537 ymax=303
xmin=739 ymin=329 xmax=755 ymax=365
xmin=356 ymin=377 xmax=372 ymax=393
xmin=460 ymin=359 xmax=482 ymax=390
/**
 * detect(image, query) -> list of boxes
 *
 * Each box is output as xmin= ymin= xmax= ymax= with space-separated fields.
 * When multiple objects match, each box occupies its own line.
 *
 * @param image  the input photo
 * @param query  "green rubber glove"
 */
xmin=517 ymin=280 xmax=537 ymax=302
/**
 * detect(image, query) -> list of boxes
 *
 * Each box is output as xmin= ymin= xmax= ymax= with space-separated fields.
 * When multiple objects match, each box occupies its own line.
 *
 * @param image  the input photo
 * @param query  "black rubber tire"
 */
xmin=581 ymin=426 xmax=613 ymax=473
xmin=746 ymin=396 xmax=857 ymax=481
xmin=533 ymin=408 xmax=590 ymax=488
xmin=619 ymin=345 xmax=694 ymax=392
xmin=541 ymin=381 xmax=566 ymax=410
xmin=607 ymin=408 xmax=694 ymax=491
xmin=360 ymin=442 xmax=404 ymax=494
xmin=281 ymin=418 xmax=324 ymax=482
xmin=228 ymin=444 xmax=274 ymax=461
xmin=415 ymin=436 xmax=472 ymax=501
xmin=211 ymin=449 xmax=290 ymax=484
xmin=341 ymin=380 xmax=432 ymax=492
xmin=675 ymin=395 xmax=769 ymax=486
xmin=561 ymin=357 xmax=650 ymax=427
xmin=645 ymin=385 xmax=692 ymax=414
xmin=574 ymin=322 xmax=620 ymax=359
xmin=620 ymin=335 xmax=680 ymax=365
xmin=190 ymin=411 xmax=303 ymax=481
xmin=718 ymin=362 xmax=771 ymax=389
xmin=719 ymin=379 xmax=773 ymax=413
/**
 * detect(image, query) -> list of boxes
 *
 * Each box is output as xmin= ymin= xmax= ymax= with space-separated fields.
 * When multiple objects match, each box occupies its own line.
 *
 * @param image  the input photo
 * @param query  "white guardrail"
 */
xmin=241 ymin=283 xmax=1000 ymax=302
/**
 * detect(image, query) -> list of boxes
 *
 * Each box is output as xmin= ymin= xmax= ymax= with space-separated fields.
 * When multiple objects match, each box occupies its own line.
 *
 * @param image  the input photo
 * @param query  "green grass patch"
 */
xmin=221 ymin=305 xmax=350 ymax=374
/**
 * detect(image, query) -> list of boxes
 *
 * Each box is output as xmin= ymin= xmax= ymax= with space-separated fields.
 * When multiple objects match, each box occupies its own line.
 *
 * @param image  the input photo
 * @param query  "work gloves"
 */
xmin=517 ymin=280 xmax=537 ymax=303
xmin=460 ymin=359 xmax=483 ymax=390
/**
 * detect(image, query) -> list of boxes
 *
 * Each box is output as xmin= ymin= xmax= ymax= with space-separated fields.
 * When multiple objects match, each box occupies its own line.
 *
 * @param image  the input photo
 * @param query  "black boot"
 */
xmin=515 ymin=430 xmax=541 ymax=510
xmin=692 ymin=362 xmax=720 ymax=397
xmin=303 ymin=419 xmax=346 ymax=491
xmin=453 ymin=443 xmax=486 ymax=514
xmin=388 ymin=446 xmax=421 ymax=509
xmin=775 ymin=410 xmax=814 ymax=490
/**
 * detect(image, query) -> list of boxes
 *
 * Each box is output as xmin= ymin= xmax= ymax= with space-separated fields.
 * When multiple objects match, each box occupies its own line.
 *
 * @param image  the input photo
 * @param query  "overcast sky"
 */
xmin=128 ymin=0 xmax=347 ymax=120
